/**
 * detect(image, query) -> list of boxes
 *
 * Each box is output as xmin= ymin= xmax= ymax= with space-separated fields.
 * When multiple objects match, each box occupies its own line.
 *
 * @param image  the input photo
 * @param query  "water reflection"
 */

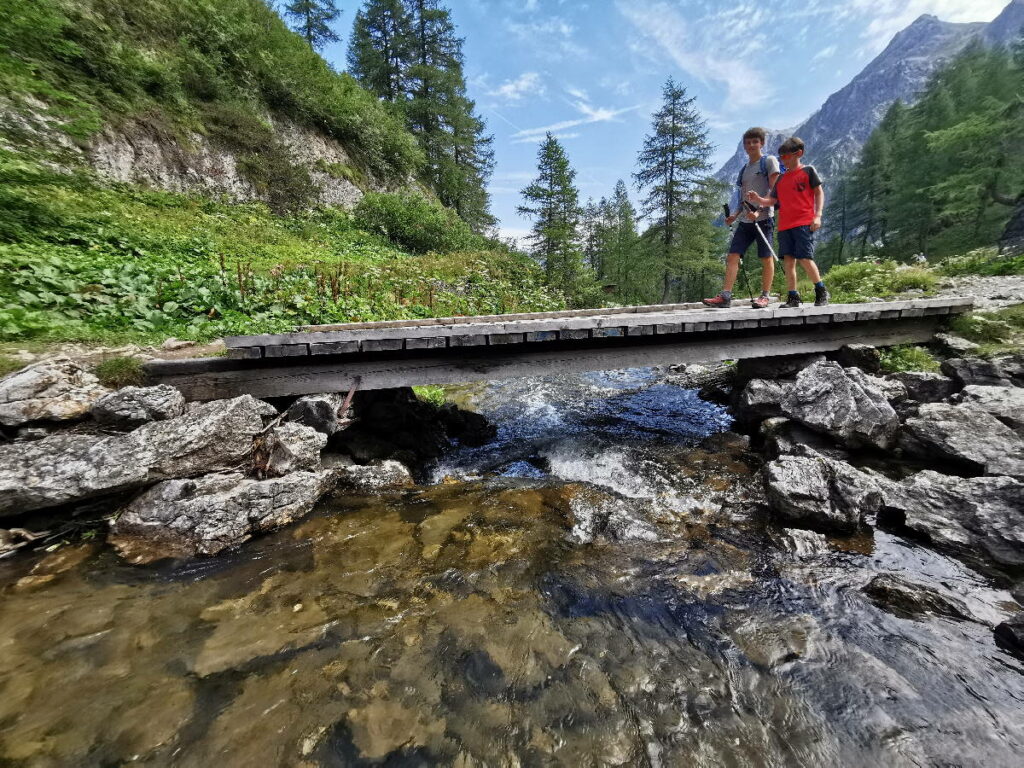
xmin=0 ymin=369 xmax=1022 ymax=766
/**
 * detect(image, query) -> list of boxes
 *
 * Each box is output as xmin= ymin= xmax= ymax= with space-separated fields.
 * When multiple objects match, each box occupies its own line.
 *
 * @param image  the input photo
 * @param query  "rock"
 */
xmin=780 ymin=361 xmax=899 ymax=450
xmin=109 ymin=469 xmax=337 ymax=562
xmin=159 ymin=338 xmax=196 ymax=351
xmin=992 ymin=354 xmax=1024 ymax=386
xmin=763 ymin=455 xmax=883 ymax=534
xmin=941 ymin=357 xmax=1011 ymax=388
xmin=886 ymin=371 xmax=957 ymax=404
xmin=994 ymin=612 xmax=1024 ymax=659
xmin=332 ymin=460 xmax=414 ymax=493
xmin=956 ymin=385 xmax=1024 ymax=434
xmin=256 ymin=422 xmax=326 ymax=477
xmin=285 ymin=393 xmax=351 ymax=436
xmin=91 ymin=384 xmax=185 ymax=429
xmin=736 ymin=379 xmax=791 ymax=422
xmin=438 ymin=404 xmax=497 ymax=446
xmin=867 ymin=374 xmax=907 ymax=404
xmin=759 ymin=417 xmax=849 ymax=461
xmin=878 ymin=471 xmax=1024 ymax=570
xmin=900 ymin=403 xmax=1024 ymax=478
xmin=735 ymin=353 xmax=824 ymax=381
xmin=16 ymin=426 xmax=51 ymax=441
xmin=0 ymin=395 xmax=266 ymax=516
xmin=1013 ymin=582 xmax=1024 ymax=606
xmin=862 ymin=573 xmax=971 ymax=621
xmin=933 ymin=333 xmax=980 ymax=356
xmin=830 ymin=344 xmax=881 ymax=374
xmin=0 ymin=358 xmax=109 ymax=427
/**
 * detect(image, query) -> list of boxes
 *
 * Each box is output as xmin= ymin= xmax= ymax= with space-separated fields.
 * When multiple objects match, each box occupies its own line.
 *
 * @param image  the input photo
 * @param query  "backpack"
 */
xmin=731 ymin=155 xmax=779 ymax=212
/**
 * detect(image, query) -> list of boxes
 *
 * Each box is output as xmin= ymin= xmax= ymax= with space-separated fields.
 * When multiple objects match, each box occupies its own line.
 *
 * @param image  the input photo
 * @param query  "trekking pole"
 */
xmin=742 ymin=201 xmax=780 ymax=262
xmin=723 ymin=203 xmax=755 ymax=303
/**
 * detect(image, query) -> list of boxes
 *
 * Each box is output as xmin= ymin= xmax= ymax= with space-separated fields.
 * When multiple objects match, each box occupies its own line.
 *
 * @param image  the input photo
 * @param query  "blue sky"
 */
xmin=319 ymin=0 xmax=1008 ymax=243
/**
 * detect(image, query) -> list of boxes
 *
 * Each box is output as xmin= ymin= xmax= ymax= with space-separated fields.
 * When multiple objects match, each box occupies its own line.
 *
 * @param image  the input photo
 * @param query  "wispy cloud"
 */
xmin=512 ymin=131 xmax=581 ymax=144
xmin=504 ymin=16 xmax=589 ymax=60
xmin=511 ymin=90 xmax=639 ymax=143
xmin=489 ymin=72 xmax=544 ymax=103
xmin=812 ymin=44 xmax=837 ymax=62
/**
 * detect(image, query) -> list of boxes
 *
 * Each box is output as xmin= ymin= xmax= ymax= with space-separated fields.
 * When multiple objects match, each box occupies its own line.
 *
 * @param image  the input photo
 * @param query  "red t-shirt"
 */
xmin=772 ymin=165 xmax=821 ymax=231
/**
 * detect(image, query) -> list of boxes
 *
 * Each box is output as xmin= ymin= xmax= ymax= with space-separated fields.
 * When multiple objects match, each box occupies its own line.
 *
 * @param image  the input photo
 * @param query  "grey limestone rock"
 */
xmin=333 ymin=460 xmax=414 ymax=493
xmin=886 ymin=371 xmax=957 ymax=404
xmin=91 ymin=384 xmax=185 ymax=429
xmin=933 ymin=333 xmax=980 ymax=356
xmin=956 ymin=385 xmax=1024 ymax=434
xmin=0 ymin=358 xmax=110 ymax=427
xmin=759 ymin=417 xmax=849 ymax=461
xmin=285 ymin=393 xmax=351 ymax=436
xmin=900 ymin=403 xmax=1024 ymax=478
xmin=780 ymin=361 xmax=899 ymax=450
xmin=941 ymin=357 xmax=1011 ymax=388
xmin=764 ymin=454 xmax=883 ymax=534
xmin=994 ymin=612 xmax=1024 ymax=660
xmin=831 ymin=344 xmax=881 ymax=374
xmin=257 ymin=422 xmax=326 ymax=477
xmin=737 ymin=379 xmax=791 ymax=422
xmin=735 ymin=353 xmax=824 ymax=382
xmin=879 ymin=470 xmax=1024 ymax=569
xmin=862 ymin=573 xmax=972 ymax=621
xmin=0 ymin=395 xmax=266 ymax=516
xmin=109 ymin=469 xmax=337 ymax=563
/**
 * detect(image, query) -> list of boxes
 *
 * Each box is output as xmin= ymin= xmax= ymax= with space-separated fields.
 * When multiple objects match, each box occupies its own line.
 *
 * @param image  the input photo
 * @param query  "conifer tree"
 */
xmin=634 ymin=78 xmax=715 ymax=302
xmin=348 ymin=0 xmax=411 ymax=101
xmin=518 ymin=133 xmax=585 ymax=297
xmin=284 ymin=0 xmax=341 ymax=50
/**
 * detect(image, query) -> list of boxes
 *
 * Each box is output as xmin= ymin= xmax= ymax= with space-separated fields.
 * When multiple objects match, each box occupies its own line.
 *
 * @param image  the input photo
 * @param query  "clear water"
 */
xmin=0 ymin=369 xmax=1021 ymax=767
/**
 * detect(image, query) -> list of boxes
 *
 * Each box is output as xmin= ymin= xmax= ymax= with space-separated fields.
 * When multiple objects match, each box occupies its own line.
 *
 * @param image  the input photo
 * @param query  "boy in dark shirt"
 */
xmin=746 ymin=136 xmax=829 ymax=307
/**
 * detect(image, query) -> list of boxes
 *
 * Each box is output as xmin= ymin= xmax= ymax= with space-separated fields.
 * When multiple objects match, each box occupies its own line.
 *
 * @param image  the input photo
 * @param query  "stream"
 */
xmin=0 ymin=368 xmax=1022 ymax=767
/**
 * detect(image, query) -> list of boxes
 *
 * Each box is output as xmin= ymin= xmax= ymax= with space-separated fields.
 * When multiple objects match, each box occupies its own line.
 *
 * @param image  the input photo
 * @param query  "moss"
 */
xmin=413 ymin=385 xmax=446 ymax=408
xmin=94 ymin=356 xmax=145 ymax=387
xmin=314 ymin=159 xmax=367 ymax=189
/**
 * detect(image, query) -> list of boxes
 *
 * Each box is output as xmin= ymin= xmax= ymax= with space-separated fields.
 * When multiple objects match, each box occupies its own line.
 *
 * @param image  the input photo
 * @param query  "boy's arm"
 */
xmin=745 ymin=189 xmax=777 ymax=207
xmin=811 ymin=186 xmax=824 ymax=232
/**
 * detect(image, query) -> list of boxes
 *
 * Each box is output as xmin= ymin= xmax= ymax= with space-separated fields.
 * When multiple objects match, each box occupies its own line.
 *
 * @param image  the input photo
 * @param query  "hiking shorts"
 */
xmin=729 ymin=219 xmax=775 ymax=259
xmin=778 ymin=225 xmax=815 ymax=260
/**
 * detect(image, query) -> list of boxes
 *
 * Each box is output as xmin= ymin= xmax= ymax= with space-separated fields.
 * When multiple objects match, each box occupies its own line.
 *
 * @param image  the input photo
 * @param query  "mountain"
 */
xmin=715 ymin=2 xmax=1020 ymax=183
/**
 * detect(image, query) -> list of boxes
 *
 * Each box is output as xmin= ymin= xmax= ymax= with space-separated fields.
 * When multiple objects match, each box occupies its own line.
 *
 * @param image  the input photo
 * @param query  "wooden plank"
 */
xmin=779 ymin=316 xmax=804 ymax=326
xmin=149 ymin=318 xmax=944 ymax=400
xmin=806 ymin=315 xmax=832 ymax=325
xmin=450 ymin=335 xmax=488 ymax=347
xmin=560 ymin=329 xmax=590 ymax=340
xmin=525 ymin=330 xmax=559 ymax=342
xmin=361 ymin=339 xmax=404 ymax=352
xmin=626 ymin=325 xmax=655 ymax=336
xmin=310 ymin=341 xmax=359 ymax=355
xmin=227 ymin=346 xmax=262 ymax=360
xmin=489 ymin=333 xmax=525 ymax=345
xmin=655 ymin=323 xmax=682 ymax=334
xmin=683 ymin=322 xmax=708 ymax=332
xmin=592 ymin=327 xmax=625 ymax=338
xmin=707 ymin=320 xmax=732 ymax=331
xmin=759 ymin=318 xmax=782 ymax=327
xmin=878 ymin=309 xmax=901 ymax=319
xmin=264 ymin=344 xmax=308 ymax=358
xmin=733 ymin=319 xmax=760 ymax=330
xmin=404 ymin=336 xmax=447 ymax=350
xmin=831 ymin=312 xmax=858 ymax=322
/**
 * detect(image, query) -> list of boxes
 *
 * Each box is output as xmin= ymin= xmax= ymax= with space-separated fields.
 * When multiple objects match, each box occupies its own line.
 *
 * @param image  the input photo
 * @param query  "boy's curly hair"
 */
xmin=742 ymin=127 xmax=767 ymax=143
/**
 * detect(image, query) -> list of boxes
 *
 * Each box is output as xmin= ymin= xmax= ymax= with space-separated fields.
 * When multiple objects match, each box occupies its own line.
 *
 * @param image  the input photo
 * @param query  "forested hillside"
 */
xmin=0 ymin=0 xmax=559 ymax=345
xmin=820 ymin=41 xmax=1024 ymax=270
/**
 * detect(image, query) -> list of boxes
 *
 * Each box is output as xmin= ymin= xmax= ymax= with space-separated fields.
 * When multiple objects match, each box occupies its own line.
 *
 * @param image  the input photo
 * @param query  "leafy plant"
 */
xmin=354 ymin=191 xmax=478 ymax=255
xmin=412 ymin=385 xmax=446 ymax=408
xmin=879 ymin=345 xmax=940 ymax=373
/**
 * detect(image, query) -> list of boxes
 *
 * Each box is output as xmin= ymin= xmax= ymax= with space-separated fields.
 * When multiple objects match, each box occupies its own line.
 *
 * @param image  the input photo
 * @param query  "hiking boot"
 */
xmin=702 ymin=293 xmax=731 ymax=308
xmin=780 ymin=293 xmax=801 ymax=308
xmin=751 ymin=295 xmax=770 ymax=309
xmin=814 ymin=284 xmax=830 ymax=306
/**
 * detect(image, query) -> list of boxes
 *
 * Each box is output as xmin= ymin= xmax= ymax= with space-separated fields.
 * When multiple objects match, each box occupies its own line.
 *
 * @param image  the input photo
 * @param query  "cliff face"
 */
xmin=715 ymin=4 xmax=1014 ymax=182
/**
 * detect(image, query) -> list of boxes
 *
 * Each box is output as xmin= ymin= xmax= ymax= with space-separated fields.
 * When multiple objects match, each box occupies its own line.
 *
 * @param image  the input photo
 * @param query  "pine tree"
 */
xmin=634 ymin=78 xmax=715 ymax=302
xmin=517 ymin=133 xmax=585 ymax=297
xmin=348 ymin=0 xmax=412 ymax=102
xmin=284 ymin=0 xmax=341 ymax=50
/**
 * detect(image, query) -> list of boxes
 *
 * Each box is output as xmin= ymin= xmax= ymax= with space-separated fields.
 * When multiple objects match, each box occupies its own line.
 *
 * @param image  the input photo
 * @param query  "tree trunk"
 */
xmin=999 ymin=196 xmax=1024 ymax=255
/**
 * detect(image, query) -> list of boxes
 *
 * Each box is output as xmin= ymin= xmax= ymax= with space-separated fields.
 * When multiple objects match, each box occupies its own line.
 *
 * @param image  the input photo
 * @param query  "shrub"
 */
xmin=879 ymin=345 xmax=940 ymax=373
xmin=94 ymin=356 xmax=145 ymax=387
xmin=354 ymin=192 xmax=477 ymax=255
xmin=824 ymin=260 xmax=937 ymax=302
xmin=939 ymin=247 xmax=1024 ymax=277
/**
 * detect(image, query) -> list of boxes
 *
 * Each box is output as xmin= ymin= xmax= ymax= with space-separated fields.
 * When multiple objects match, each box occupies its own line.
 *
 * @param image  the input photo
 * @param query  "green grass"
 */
xmin=412 ymin=385 xmax=446 ymax=408
xmin=93 ymin=356 xmax=145 ymax=387
xmin=879 ymin=345 xmax=941 ymax=373
xmin=0 ymin=355 xmax=24 ymax=377
xmin=821 ymin=260 xmax=938 ymax=303
xmin=939 ymin=247 xmax=1024 ymax=277
xmin=947 ymin=304 xmax=1024 ymax=357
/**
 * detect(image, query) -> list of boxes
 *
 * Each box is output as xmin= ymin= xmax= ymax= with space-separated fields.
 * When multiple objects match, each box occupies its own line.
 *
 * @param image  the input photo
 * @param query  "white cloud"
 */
xmin=812 ymin=44 xmax=837 ymax=62
xmin=512 ymin=131 xmax=581 ymax=144
xmin=504 ymin=16 xmax=589 ymax=60
xmin=489 ymin=72 xmax=544 ymax=103
xmin=511 ymin=97 xmax=639 ymax=142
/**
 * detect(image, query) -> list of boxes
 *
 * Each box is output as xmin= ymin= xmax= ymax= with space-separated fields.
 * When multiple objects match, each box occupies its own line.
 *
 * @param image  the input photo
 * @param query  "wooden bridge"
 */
xmin=145 ymin=297 xmax=974 ymax=400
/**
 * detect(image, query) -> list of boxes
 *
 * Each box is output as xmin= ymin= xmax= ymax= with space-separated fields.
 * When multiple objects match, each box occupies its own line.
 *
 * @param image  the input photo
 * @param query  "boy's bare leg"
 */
xmin=783 ymin=256 xmax=798 ymax=291
xmin=722 ymin=253 xmax=741 ymax=292
xmin=799 ymin=259 xmax=822 ymax=284
xmin=760 ymin=257 xmax=775 ymax=293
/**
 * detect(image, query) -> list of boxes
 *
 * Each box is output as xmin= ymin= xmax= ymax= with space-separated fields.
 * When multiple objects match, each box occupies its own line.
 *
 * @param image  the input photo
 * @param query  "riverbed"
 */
xmin=0 ymin=369 xmax=1021 ymax=766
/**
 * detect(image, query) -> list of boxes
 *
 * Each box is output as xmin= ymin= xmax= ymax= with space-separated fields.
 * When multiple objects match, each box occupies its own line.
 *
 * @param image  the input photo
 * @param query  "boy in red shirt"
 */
xmin=746 ymin=136 xmax=829 ymax=307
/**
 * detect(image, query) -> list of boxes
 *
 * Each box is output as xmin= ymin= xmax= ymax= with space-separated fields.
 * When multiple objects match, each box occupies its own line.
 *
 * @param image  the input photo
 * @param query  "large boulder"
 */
xmin=941 ymin=357 xmax=1011 ymax=388
xmin=830 ymin=344 xmax=881 ymax=374
xmin=994 ymin=612 xmax=1024 ymax=660
xmin=878 ymin=471 xmax=1024 ymax=570
xmin=284 ymin=393 xmax=351 ymax=436
xmin=885 ymin=371 xmax=957 ymax=404
xmin=0 ymin=395 xmax=266 ymax=516
xmin=0 ymin=358 xmax=109 ymax=427
xmin=900 ymin=403 xmax=1024 ymax=478
xmin=780 ymin=361 xmax=899 ymax=450
xmin=764 ymin=454 xmax=883 ymax=534
xmin=736 ymin=379 xmax=791 ymax=423
xmin=332 ymin=460 xmax=414 ymax=493
xmin=993 ymin=354 xmax=1024 ymax=386
xmin=735 ymin=353 xmax=824 ymax=382
xmin=91 ymin=384 xmax=185 ymax=429
xmin=759 ymin=417 xmax=848 ymax=461
xmin=956 ymin=385 xmax=1024 ymax=434
xmin=255 ymin=422 xmax=326 ymax=477
xmin=109 ymin=469 xmax=337 ymax=563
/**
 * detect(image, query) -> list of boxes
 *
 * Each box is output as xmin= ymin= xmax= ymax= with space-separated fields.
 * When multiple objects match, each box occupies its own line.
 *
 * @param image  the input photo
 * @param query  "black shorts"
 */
xmin=778 ymin=225 xmax=815 ymax=259
xmin=728 ymin=219 xmax=775 ymax=259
